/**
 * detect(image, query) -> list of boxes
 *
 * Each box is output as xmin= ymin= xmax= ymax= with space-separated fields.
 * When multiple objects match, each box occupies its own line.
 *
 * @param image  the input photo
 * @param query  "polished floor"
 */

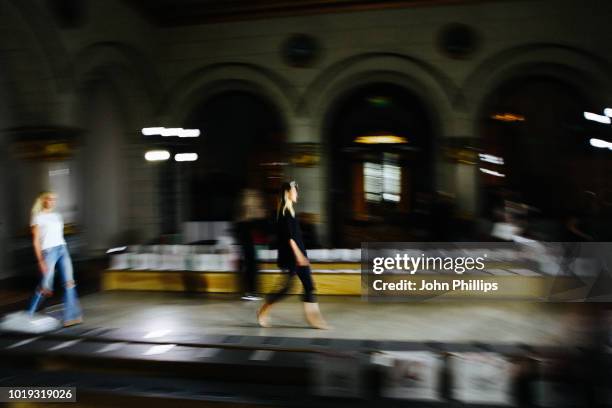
xmin=64 ymin=291 xmax=597 ymax=347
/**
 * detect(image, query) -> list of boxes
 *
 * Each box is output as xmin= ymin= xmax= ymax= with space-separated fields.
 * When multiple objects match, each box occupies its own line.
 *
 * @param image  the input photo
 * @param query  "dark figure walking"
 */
xmin=257 ymin=181 xmax=329 ymax=329
xmin=235 ymin=189 xmax=266 ymax=300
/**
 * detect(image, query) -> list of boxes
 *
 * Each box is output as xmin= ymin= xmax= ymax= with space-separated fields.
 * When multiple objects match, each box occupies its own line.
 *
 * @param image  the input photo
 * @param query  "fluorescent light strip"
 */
xmin=161 ymin=128 xmax=181 ymax=137
xmin=590 ymin=138 xmax=612 ymax=149
xmin=178 ymin=129 xmax=200 ymax=138
xmin=141 ymin=127 xmax=164 ymax=136
xmin=175 ymin=153 xmax=198 ymax=162
xmin=480 ymin=168 xmax=506 ymax=177
xmin=141 ymin=127 xmax=201 ymax=137
xmin=145 ymin=150 xmax=170 ymax=161
xmin=479 ymin=153 xmax=504 ymax=165
xmin=584 ymin=112 xmax=611 ymax=124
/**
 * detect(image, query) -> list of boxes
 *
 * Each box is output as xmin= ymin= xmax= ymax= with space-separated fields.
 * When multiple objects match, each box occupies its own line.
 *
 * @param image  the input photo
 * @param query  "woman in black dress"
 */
xmin=257 ymin=181 xmax=329 ymax=329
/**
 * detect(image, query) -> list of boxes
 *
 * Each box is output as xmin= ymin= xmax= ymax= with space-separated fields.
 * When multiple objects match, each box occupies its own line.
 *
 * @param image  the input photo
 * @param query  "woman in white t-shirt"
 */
xmin=28 ymin=191 xmax=83 ymax=327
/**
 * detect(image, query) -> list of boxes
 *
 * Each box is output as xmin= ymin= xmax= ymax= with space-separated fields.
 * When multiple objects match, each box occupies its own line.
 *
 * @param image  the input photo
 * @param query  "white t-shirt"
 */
xmin=31 ymin=212 xmax=66 ymax=250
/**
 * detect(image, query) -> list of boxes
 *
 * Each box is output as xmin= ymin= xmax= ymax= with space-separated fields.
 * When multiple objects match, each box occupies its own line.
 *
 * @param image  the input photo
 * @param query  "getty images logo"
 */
xmin=372 ymin=252 xmax=487 ymax=275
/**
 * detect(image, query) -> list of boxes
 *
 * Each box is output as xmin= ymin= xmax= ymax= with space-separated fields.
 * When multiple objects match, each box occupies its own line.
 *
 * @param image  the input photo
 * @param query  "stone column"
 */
xmin=438 ymin=113 xmax=479 ymax=217
xmin=80 ymin=89 xmax=127 ymax=254
xmin=286 ymin=117 xmax=329 ymax=246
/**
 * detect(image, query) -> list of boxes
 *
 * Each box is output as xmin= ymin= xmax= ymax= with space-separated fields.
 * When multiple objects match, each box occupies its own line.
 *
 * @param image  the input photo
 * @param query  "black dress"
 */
xmin=267 ymin=210 xmax=316 ymax=303
xmin=277 ymin=211 xmax=307 ymax=269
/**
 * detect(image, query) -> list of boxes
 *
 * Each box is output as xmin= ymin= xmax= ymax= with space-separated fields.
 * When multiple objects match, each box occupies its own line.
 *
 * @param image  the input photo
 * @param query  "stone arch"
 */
xmin=468 ymin=44 xmax=612 ymax=222
xmin=464 ymin=43 xmax=612 ymax=134
xmin=6 ymin=0 xmax=72 ymax=92
xmin=301 ymin=53 xmax=457 ymax=136
xmin=160 ymin=62 xmax=296 ymax=127
xmin=314 ymin=69 xmax=452 ymax=197
xmin=74 ymin=41 xmax=161 ymax=127
xmin=0 ymin=0 xmax=71 ymax=122
xmin=287 ymin=53 xmax=457 ymax=243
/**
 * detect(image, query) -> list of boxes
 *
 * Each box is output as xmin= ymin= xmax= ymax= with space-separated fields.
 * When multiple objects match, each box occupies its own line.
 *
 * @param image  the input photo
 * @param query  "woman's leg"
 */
xmin=265 ymin=267 xmax=296 ymax=305
xmin=56 ymin=245 xmax=82 ymax=325
xmin=257 ymin=268 xmax=295 ymax=327
xmin=295 ymin=265 xmax=315 ymax=303
xmin=28 ymin=248 xmax=58 ymax=315
xmin=295 ymin=266 xmax=329 ymax=330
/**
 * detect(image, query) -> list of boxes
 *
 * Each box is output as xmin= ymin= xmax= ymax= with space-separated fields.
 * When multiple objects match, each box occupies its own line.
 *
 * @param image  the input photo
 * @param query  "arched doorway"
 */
xmin=325 ymin=83 xmax=435 ymax=247
xmin=478 ymin=75 xmax=612 ymax=238
xmin=181 ymin=90 xmax=287 ymax=222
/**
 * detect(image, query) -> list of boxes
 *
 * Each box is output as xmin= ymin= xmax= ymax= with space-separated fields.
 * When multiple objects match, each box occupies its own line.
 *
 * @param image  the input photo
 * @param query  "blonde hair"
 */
xmin=277 ymin=182 xmax=296 ymax=218
xmin=31 ymin=191 xmax=55 ymax=220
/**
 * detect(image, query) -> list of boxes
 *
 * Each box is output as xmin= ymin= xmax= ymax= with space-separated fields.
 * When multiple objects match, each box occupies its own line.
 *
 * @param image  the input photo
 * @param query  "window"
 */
xmin=364 ymin=153 xmax=401 ymax=203
xmin=364 ymin=162 xmax=382 ymax=202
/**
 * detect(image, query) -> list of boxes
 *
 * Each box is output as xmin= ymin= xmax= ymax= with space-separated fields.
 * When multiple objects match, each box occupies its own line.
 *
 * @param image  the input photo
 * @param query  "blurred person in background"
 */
xmin=235 ymin=188 xmax=267 ymax=301
xmin=565 ymin=190 xmax=599 ymax=242
xmin=490 ymin=189 xmax=530 ymax=241
xmin=560 ymin=191 xmax=601 ymax=278
xmin=28 ymin=192 xmax=83 ymax=327
xmin=257 ymin=181 xmax=329 ymax=329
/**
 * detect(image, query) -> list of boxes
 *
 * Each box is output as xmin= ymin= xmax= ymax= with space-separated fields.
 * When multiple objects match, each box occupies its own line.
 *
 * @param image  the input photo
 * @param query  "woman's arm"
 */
xmin=284 ymin=214 xmax=309 ymax=266
xmin=31 ymin=225 xmax=47 ymax=274
xmin=289 ymin=239 xmax=309 ymax=266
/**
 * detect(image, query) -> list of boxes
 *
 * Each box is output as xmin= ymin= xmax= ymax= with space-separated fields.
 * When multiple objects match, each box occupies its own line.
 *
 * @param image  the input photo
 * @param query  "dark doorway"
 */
xmin=478 ymin=76 xmax=606 ymax=218
xmin=325 ymin=83 xmax=435 ymax=247
xmin=182 ymin=90 xmax=286 ymax=221
xmin=478 ymin=75 xmax=612 ymax=240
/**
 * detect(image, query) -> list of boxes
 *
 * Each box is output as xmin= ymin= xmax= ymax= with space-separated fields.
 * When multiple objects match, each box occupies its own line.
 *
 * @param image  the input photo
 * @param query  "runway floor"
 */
xmin=2 ymin=291 xmax=610 ymax=407
xmin=69 ymin=291 xmax=593 ymax=347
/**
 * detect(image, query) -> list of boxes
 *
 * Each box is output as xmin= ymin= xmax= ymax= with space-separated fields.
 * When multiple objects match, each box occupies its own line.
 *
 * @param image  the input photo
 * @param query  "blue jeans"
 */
xmin=28 ymin=244 xmax=82 ymax=322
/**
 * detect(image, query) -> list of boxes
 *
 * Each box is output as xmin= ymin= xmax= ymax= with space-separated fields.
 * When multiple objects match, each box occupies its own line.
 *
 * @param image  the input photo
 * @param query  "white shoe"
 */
xmin=1 ymin=311 xmax=61 ymax=333
xmin=241 ymin=294 xmax=262 ymax=301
